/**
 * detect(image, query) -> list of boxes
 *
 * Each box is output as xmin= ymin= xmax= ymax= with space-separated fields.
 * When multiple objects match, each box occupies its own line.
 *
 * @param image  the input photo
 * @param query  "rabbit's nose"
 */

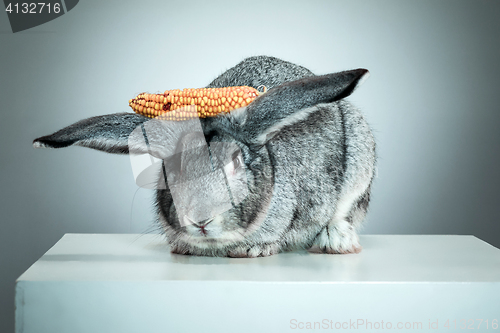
xmin=194 ymin=217 xmax=214 ymax=228
xmin=183 ymin=215 xmax=214 ymax=227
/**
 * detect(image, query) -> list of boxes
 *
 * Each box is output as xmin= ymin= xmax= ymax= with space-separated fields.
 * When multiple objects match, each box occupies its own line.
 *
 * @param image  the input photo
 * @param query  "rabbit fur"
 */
xmin=33 ymin=56 xmax=376 ymax=257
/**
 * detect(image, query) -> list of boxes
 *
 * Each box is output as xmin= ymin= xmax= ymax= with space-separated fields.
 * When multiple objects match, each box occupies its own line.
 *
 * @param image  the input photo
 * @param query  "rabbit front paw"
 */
xmin=310 ymin=220 xmax=362 ymax=254
xmin=170 ymin=244 xmax=193 ymax=255
xmin=228 ymin=243 xmax=280 ymax=258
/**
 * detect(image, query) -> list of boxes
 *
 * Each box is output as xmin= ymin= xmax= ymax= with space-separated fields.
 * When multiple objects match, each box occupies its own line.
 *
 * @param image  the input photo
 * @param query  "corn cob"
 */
xmin=128 ymin=86 xmax=264 ymax=121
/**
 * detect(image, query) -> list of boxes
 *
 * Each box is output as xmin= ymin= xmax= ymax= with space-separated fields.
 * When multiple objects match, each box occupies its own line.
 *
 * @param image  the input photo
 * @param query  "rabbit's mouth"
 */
xmin=185 ymin=216 xmax=219 ymax=238
xmin=191 ymin=217 xmax=214 ymax=237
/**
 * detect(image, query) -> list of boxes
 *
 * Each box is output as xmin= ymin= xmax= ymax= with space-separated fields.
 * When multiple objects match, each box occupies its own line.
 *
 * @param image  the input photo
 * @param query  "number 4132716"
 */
xmin=5 ymin=3 xmax=61 ymax=14
xmin=444 ymin=319 xmax=498 ymax=330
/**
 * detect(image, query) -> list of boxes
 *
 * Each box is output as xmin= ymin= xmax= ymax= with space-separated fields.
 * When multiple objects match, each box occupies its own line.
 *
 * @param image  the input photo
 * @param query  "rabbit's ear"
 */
xmin=33 ymin=113 xmax=148 ymax=154
xmin=230 ymin=69 xmax=369 ymax=145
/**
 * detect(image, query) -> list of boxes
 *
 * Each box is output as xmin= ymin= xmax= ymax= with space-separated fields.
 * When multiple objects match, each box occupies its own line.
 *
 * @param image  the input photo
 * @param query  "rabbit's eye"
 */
xmin=225 ymin=150 xmax=243 ymax=176
xmin=232 ymin=155 xmax=242 ymax=170
xmin=164 ymin=154 xmax=183 ymax=183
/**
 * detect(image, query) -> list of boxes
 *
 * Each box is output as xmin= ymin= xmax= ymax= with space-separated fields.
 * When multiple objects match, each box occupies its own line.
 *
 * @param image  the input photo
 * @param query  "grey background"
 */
xmin=1 ymin=0 xmax=499 ymax=331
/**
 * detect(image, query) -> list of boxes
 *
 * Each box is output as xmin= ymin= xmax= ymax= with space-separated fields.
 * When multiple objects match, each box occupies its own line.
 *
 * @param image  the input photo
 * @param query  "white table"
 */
xmin=16 ymin=234 xmax=500 ymax=332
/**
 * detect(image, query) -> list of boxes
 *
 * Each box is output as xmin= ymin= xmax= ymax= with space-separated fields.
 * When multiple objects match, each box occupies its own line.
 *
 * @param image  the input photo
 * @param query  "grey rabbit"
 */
xmin=33 ymin=56 xmax=376 ymax=257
